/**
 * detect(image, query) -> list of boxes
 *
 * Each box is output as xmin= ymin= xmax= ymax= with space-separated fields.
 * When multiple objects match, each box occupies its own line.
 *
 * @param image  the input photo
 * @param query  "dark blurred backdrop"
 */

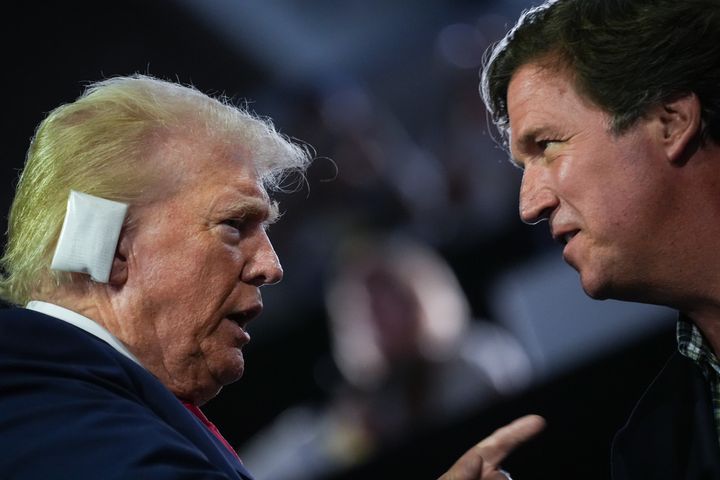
xmin=3 ymin=1 xmax=678 ymax=478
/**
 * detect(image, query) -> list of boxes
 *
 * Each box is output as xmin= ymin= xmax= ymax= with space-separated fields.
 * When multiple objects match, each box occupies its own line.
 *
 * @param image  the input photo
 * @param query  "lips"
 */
xmin=225 ymin=304 xmax=263 ymax=343
xmin=552 ymin=226 xmax=580 ymax=246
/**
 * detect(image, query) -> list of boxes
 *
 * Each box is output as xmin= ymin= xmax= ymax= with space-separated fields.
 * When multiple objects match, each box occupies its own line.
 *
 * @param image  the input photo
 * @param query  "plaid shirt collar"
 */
xmin=677 ymin=316 xmax=720 ymax=443
xmin=677 ymin=317 xmax=720 ymax=376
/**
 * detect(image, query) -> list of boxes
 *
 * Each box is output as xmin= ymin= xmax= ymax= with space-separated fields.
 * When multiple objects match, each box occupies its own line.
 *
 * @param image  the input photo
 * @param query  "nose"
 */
xmin=244 ymin=234 xmax=284 ymax=287
xmin=518 ymin=166 xmax=559 ymax=225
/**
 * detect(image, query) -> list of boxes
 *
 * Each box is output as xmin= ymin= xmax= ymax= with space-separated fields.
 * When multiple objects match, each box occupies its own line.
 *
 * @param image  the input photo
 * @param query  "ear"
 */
xmin=108 ymin=229 xmax=129 ymax=286
xmin=652 ymin=93 xmax=702 ymax=164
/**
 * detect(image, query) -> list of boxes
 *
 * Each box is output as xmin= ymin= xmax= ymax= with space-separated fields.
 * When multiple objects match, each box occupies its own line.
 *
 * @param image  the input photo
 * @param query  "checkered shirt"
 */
xmin=677 ymin=317 xmax=720 ymax=443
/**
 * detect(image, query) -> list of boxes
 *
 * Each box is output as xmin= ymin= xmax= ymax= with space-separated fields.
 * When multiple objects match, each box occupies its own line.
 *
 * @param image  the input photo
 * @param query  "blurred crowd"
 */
xmin=239 ymin=234 xmax=533 ymax=480
xmin=250 ymin=10 xmax=540 ymax=332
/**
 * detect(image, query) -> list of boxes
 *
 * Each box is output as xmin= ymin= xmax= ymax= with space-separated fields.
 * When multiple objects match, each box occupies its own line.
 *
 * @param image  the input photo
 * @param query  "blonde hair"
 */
xmin=0 ymin=74 xmax=311 ymax=305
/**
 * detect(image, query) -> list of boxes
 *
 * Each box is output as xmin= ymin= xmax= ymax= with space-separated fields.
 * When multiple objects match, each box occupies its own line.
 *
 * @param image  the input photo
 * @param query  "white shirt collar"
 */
xmin=25 ymin=300 xmax=144 ymax=368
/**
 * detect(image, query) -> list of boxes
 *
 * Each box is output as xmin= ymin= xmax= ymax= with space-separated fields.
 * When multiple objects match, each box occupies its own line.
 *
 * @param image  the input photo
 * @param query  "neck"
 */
xmin=664 ymin=145 xmax=720 ymax=356
xmin=35 ymin=282 xmax=116 ymax=331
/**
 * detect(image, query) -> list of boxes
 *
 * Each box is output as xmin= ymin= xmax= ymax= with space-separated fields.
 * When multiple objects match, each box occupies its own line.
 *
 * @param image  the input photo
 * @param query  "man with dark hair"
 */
xmin=479 ymin=0 xmax=720 ymax=478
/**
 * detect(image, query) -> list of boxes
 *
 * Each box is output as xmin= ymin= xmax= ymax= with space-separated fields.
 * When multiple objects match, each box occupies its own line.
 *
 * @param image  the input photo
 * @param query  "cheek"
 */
xmin=131 ymin=244 xmax=233 ymax=323
xmin=149 ymin=299 xmax=228 ymax=367
xmin=140 ymin=227 xmax=225 ymax=279
xmin=130 ymin=217 xmax=246 ymax=314
xmin=556 ymin=140 xmax=648 ymax=210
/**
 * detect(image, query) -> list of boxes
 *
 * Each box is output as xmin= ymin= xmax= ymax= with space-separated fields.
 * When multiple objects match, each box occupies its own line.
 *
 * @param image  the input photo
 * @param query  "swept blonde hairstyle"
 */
xmin=0 ymin=74 xmax=311 ymax=305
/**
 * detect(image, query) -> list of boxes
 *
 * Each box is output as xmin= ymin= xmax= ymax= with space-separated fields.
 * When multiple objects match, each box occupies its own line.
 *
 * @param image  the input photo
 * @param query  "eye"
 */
xmin=537 ymin=139 xmax=559 ymax=151
xmin=221 ymin=216 xmax=270 ymax=236
xmin=221 ymin=218 xmax=250 ymax=233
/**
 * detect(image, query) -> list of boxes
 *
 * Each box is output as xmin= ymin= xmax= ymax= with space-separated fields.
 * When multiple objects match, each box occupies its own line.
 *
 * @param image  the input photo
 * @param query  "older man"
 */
xmin=0 ymin=74 xmax=543 ymax=479
xmin=479 ymin=0 xmax=720 ymax=478
xmin=0 ymin=75 xmax=311 ymax=479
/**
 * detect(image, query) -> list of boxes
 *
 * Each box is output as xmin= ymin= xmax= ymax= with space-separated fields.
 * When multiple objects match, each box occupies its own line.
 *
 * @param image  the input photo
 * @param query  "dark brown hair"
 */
xmin=481 ymin=0 xmax=720 ymax=147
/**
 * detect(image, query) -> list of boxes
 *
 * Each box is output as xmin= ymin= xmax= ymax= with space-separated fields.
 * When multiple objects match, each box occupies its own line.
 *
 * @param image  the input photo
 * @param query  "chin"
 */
xmin=173 ymin=381 xmax=224 ymax=406
xmin=580 ymin=270 xmax=644 ymax=303
xmin=578 ymin=269 xmax=615 ymax=300
xmin=186 ymin=365 xmax=243 ymax=405
xmin=581 ymin=283 xmax=611 ymax=300
xmin=212 ymin=356 xmax=246 ymax=386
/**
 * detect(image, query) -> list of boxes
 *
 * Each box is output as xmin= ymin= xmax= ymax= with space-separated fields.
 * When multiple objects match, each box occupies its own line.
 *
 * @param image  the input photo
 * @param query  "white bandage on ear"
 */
xmin=50 ymin=190 xmax=129 ymax=283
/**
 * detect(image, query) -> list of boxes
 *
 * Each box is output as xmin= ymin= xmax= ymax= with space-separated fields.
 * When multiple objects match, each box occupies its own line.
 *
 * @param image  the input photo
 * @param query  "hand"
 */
xmin=438 ymin=414 xmax=546 ymax=480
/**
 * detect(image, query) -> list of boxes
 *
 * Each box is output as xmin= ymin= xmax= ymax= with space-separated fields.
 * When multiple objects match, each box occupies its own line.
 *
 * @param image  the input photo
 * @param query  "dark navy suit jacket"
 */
xmin=611 ymin=352 xmax=720 ymax=479
xmin=0 ymin=307 xmax=254 ymax=480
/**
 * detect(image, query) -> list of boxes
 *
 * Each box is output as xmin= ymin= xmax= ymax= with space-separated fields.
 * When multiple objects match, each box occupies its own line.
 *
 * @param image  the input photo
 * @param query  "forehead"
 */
xmin=160 ymin=133 xmax=270 ymax=208
xmin=506 ymin=63 xmax=610 ymax=156
xmin=507 ymin=64 xmax=580 ymax=128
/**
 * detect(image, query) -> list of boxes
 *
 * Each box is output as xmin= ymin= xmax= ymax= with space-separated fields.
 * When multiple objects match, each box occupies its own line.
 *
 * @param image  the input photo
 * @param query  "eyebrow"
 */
xmin=219 ymin=197 xmax=281 ymax=224
xmin=516 ymin=127 xmax=546 ymax=150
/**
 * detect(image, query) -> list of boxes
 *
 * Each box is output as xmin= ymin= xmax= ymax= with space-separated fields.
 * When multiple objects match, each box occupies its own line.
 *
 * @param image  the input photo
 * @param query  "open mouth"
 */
xmin=226 ymin=304 xmax=263 ymax=331
xmin=553 ymin=229 xmax=579 ymax=246
xmin=226 ymin=312 xmax=250 ymax=330
xmin=561 ymin=230 xmax=579 ymax=245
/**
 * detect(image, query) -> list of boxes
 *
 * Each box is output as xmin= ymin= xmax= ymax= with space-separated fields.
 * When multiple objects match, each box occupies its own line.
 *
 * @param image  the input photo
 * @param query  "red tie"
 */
xmin=181 ymin=400 xmax=241 ymax=461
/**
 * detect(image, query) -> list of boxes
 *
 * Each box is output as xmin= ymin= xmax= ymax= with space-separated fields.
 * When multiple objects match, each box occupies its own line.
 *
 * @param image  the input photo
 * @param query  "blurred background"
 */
xmin=3 ymin=0 xmax=677 ymax=478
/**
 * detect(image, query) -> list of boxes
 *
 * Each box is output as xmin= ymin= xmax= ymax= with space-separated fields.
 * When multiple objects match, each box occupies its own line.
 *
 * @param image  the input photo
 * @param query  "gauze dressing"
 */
xmin=50 ymin=190 xmax=128 ymax=283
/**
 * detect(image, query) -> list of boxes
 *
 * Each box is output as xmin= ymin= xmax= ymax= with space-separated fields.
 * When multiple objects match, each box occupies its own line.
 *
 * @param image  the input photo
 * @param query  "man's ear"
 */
xmin=108 ymin=230 xmax=129 ymax=286
xmin=652 ymin=93 xmax=702 ymax=165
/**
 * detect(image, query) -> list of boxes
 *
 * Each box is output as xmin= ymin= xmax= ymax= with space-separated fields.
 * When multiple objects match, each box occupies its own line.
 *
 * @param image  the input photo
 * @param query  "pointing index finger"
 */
xmin=476 ymin=414 xmax=546 ymax=469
